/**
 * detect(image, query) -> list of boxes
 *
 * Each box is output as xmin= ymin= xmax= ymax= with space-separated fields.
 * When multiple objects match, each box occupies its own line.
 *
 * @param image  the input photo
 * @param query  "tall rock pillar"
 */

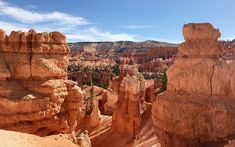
xmin=152 ymin=23 xmax=235 ymax=147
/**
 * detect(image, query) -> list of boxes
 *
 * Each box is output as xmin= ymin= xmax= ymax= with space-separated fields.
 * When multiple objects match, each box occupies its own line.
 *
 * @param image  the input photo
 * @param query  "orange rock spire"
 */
xmin=152 ymin=23 xmax=235 ymax=147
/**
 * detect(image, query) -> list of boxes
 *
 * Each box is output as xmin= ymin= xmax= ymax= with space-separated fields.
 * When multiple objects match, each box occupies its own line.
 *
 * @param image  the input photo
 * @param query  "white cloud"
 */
xmin=67 ymin=27 xmax=136 ymax=42
xmin=0 ymin=21 xmax=29 ymax=33
xmin=0 ymin=1 xmax=88 ymax=25
xmin=143 ymin=37 xmax=182 ymax=44
xmin=221 ymin=37 xmax=235 ymax=41
xmin=66 ymin=34 xmax=97 ymax=42
xmin=0 ymin=21 xmax=136 ymax=42
xmin=0 ymin=21 xmax=59 ymax=34
xmin=122 ymin=25 xmax=155 ymax=29
xmin=0 ymin=1 xmax=137 ymax=42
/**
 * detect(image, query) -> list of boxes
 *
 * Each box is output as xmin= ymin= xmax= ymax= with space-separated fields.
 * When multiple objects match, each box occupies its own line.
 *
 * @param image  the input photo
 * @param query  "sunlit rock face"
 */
xmin=145 ymin=79 xmax=162 ymax=102
xmin=179 ymin=23 xmax=223 ymax=57
xmin=111 ymin=60 xmax=147 ymax=136
xmin=152 ymin=23 xmax=235 ymax=147
xmin=0 ymin=29 xmax=84 ymax=136
xmin=0 ymin=30 xmax=68 ymax=80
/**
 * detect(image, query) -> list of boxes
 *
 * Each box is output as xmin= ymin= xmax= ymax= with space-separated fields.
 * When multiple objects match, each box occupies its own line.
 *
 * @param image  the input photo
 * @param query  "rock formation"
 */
xmin=90 ymin=109 xmax=159 ymax=147
xmin=145 ymin=79 xmax=162 ymax=102
xmin=99 ymin=88 xmax=118 ymax=115
xmin=0 ymin=29 xmax=84 ymax=136
xmin=68 ymin=59 xmax=115 ymax=89
xmin=152 ymin=23 xmax=235 ymax=146
xmin=76 ymin=130 xmax=91 ymax=147
xmin=76 ymin=86 xmax=102 ymax=132
xmin=111 ymin=61 xmax=147 ymax=135
xmin=225 ymin=140 xmax=235 ymax=147
xmin=84 ymin=86 xmax=118 ymax=116
xmin=221 ymin=39 xmax=235 ymax=61
xmin=68 ymin=40 xmax=177 ymax=58
xmin=68 ymin=41 xmax=178 ymax=79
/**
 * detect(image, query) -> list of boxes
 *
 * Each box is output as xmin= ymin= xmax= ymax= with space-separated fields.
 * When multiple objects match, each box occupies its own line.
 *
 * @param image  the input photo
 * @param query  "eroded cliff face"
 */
xmin=0 ymin=29 xmax=84 ymax=136
xmin=152 ymin=23 xmax=235 ymax=147
xmin=68 ymin=41 xmax=177 ymax=58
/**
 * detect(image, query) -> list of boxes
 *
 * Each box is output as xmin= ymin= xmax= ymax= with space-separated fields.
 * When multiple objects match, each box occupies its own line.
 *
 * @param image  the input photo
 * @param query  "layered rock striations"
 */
xmin=0 ymin=30 xmax=68 ymax=80
xmin=111 ymin=60 xmax=147 ymax=136
xmin=0 ymin=29 xmax=83 ymax=136
xmin=68 ymin=40 xmax=177 ymax=58
xmin=152 ymin=23 xmax=235 ymax=146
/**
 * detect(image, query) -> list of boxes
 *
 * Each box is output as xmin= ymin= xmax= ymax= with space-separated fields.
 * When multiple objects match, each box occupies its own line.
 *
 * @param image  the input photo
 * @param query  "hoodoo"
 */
xmin=152 ymin=23 xmax=235 ymax=146
xmin=111 ymin=58 xmax=146 ymax=135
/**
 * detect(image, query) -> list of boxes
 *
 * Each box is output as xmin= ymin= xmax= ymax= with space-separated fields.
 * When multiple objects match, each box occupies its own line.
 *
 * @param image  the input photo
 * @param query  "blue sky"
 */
xmin=0 ymin=0 xmax=235 ymax=42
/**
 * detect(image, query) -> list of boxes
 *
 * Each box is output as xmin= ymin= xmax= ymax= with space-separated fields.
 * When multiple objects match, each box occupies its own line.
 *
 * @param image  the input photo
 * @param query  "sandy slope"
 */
xmin=0 ymin=130 xmax=77 ymax=147
xmin=90 ymin=110 xmax=160 ymax=147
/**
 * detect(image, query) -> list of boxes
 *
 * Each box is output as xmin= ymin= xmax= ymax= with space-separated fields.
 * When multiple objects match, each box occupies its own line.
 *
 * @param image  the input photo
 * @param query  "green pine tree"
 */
xmin=161 ymin=71 xmax=167 ymax=92
xmin=85 ymin=78 xmax=94 ymax=115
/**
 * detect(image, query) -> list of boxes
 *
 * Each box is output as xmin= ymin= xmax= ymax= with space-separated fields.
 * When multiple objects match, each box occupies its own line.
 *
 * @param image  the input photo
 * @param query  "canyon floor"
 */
xmin=90 ymin=109 xmax=160 ymax=147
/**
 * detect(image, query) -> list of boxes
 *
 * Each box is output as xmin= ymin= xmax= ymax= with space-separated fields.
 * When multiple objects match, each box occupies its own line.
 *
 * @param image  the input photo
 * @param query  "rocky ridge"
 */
xmin=68 ymin=40 xmax=177 ymax=56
